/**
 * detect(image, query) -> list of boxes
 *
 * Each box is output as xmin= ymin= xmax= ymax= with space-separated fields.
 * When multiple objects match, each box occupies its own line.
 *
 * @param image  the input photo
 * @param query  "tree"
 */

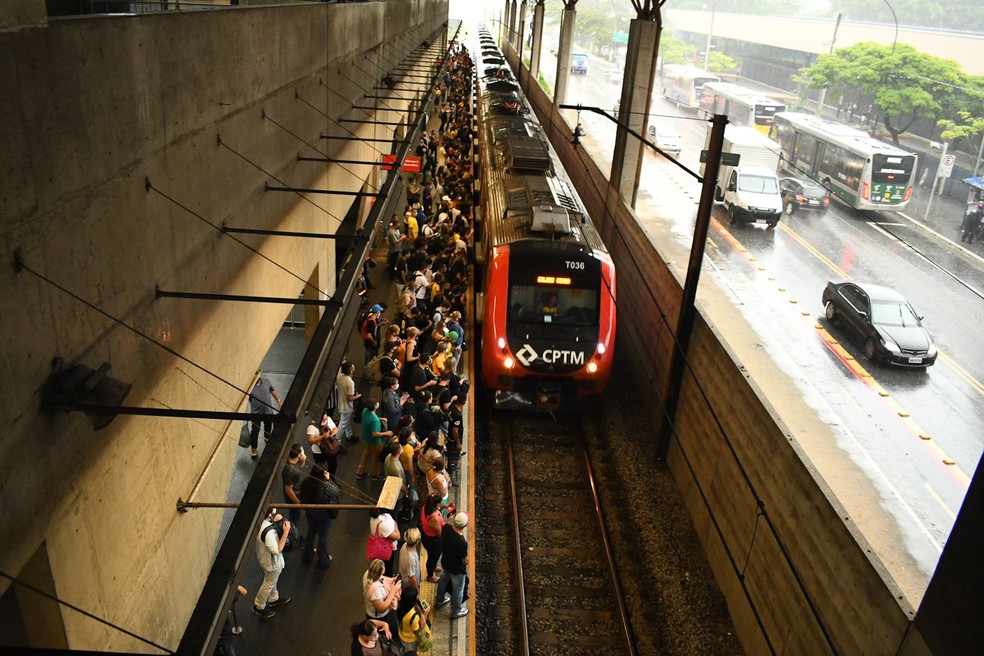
xmin=706 ymin=51 xmax=738 ymax=73
xmin=796 ymin=41 xmax=966 ymax=145
xmin=660 ymin=32 xmax=696 ymax=65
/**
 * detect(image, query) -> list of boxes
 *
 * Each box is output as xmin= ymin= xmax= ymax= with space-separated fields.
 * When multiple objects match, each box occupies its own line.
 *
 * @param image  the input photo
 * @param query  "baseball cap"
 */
xmin=371 ymin=304 xmax=384 ymax=313
xmin=453 ymin=512 xmax=469 ymax=528
xmin=306 ymin=425 xmax=320 ymax=436
xmin=446 ymin=331 xmax=459 ymax=341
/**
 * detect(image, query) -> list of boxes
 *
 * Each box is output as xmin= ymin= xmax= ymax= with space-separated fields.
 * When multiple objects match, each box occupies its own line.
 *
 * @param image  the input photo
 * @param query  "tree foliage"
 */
xmin=660 ymin=32 xmax=696 ymax=65
xmin=796 ymin=41 xmax=966 ymax=145
xmin=706 ymin=51 xmax=738 ymax=73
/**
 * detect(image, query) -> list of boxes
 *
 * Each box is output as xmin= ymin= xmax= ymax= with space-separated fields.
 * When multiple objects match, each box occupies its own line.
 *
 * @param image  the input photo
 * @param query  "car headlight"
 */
xmin=882 ymin=339 xmax=900 ymax=353
xmin=927 ymin=344 xmax=938 ymax=358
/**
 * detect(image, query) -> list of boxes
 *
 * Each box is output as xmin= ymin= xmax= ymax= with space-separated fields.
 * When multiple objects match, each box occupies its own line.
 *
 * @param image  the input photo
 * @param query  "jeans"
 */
xmin=254 ymin=566 xmax=283 ymax=609
xmin=250 ymin=417 xmax=274 ymax=449
xmin=338 ymin=410 xmax=354 ymax=441
xmin=436 ymin=571 xmax=466 ymax=614
xmin=303 ymin=514 xmax=333 ymax=567
xmin=365 ymin=343 xmax=377 ymax=365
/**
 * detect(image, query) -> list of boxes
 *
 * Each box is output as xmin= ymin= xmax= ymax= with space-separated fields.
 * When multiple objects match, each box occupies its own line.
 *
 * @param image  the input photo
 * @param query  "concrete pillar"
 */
xmin=507 ymin=0 xmax=517 ymax=51
xmin=911 ymin=461 xmax=984 ymax=653
xmin=529 ymin=0 xmax=546 ymax=82
xmin=553 ymin=7 xmax=576 ymax=107
xmin=500 ymin=0 xmax=510 ymax=44
xmin=610 ymin=18 xmax=660 ymax=208
xmin=517 ymin=0 xmax=528 ymax=60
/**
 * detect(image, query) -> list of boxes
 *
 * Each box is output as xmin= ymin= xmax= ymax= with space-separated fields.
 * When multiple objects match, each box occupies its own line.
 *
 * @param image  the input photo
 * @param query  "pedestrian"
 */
xmin=435 ymin=512 xmax=470 ymax=619
xmin=361 ymin=305 xmax=385 ymax=365
xmin=386 ymin=218 xmax=406 ymax=278
xmin=281 ymin=443 xmax=307 ymax=530
xmin=363 ymin=558 xmax=402 ymax=647
xmin=961 ymin=200 xmax=984 ymax=243
xmin=383 ymin=442 xmax=409 ymax=519
xmin=369 ymin=507 xmax=402 ymax=577
xmin=248 ymin=374 xmax=282 ymax=459
xmin=398 ymin=528 xmax=423 ymax=590
xmin=337 ymin=362 xmax=361 ymax=445
xmin=349 ymin=618 xmax=393 ymax=656
xmin=299 ymin=464 xmax=339 ymax=570
xmin=381 ymin=376 xmax=405 ymax=432
xmin=419 ymin=493 xmax=445 ymax=582
xmin=397 ymin=585 xmax=432 ymax=653
xmin=253 ymin=510 xmax=292 ymax=618
xmin=356 ymin=398 xmax=393 ymax=480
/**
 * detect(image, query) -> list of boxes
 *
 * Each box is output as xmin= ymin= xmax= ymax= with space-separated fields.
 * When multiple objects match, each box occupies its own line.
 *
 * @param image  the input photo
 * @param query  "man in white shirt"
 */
xmin=254 ymin=510 xmax=292 ymax=618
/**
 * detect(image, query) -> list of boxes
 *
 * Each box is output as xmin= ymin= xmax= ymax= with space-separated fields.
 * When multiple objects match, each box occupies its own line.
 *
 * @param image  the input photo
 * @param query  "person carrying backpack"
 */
xmin=253 ymin=510 xmax=292 ymax=619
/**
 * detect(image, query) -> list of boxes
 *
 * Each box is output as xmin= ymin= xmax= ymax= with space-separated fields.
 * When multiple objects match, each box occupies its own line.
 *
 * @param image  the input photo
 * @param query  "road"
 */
xmin=534 ymin=48 xmax=984 ymax=581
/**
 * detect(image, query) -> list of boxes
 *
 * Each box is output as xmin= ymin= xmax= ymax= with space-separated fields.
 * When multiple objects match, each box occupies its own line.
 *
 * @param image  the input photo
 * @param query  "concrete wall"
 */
xmin=0 ymin=1 xmax=446 ymax=651
xmin=508 ymin=47 xmax=931 ymax=655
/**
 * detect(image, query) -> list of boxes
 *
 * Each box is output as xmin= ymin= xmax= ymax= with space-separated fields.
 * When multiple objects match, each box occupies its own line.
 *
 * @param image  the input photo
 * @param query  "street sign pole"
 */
xmin=925 ymin=141 xmax=949 ymax=220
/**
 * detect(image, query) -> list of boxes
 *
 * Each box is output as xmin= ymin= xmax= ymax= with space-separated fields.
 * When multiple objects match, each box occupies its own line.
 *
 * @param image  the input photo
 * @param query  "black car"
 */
xmin=821 ymin=282 xmax=937 ymax=367
xmin=779 ymin=176 xmax=830 ymax=216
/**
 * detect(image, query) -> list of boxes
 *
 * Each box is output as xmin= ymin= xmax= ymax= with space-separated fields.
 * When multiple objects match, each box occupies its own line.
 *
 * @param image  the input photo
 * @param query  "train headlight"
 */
xmin=596 ymin=343 xmax=606 ymax=355
xmin=504 ymin=357 xmax=515 ymax=369
xmin=586 ymin=361 xmax=599 ymax=374
xmin=497 ymin=337 xmax=506 ymax=350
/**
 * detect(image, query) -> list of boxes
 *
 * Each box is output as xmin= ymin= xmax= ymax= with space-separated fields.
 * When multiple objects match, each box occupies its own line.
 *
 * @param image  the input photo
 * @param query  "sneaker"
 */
xmin=253 ymin=606 xmax=275 ymax=619
xmin=433 ymin=593 xmax=451 ymax=609
xmin=250 ymin=449 xmax=258 ymax=459
xmin=268 ymin=596 xmax=291 ymax=608
xmin=452 ymin=606 xmax=469 ymax=618
xmin=371 ymin=475 xmax=386 ymax=481
xmin=356 ymin=472 xmax=369 ymax=480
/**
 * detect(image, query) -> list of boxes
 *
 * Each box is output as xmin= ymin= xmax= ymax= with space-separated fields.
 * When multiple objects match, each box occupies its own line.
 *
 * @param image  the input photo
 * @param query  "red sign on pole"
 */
xmin=381 ymin=155 xmax=421 ymax=173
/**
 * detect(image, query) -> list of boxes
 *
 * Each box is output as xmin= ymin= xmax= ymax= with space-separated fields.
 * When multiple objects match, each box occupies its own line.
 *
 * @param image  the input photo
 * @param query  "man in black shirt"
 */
xmin=435 ymin=512 xmax=470 ymax=618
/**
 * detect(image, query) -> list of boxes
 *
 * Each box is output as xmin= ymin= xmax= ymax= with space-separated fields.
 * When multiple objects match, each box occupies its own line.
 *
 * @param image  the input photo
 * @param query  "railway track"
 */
xmin=476 ymin=410 xmax=635 ymax=655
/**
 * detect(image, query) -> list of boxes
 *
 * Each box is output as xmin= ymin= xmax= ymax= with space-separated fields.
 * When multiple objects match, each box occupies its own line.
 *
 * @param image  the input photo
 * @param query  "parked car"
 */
xmin=821 ymin=281 xmax=937 ymax=367
xmin=779 ymin=175 xmax=830 ymax=215
xmin=605 ymin=68 xmax=622 ymax=84
xmin=647 ymin=123 xmax=682 ymax=159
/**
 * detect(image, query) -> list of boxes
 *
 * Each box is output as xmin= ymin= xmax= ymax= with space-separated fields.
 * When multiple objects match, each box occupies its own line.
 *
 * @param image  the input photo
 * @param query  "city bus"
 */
xmin=698 ymin=81 xmax=786 ymax=134
xmin=769 ymin=112 xmax=917 ymax=210
xmin=660 ymin=64 xmax=720 ymax=110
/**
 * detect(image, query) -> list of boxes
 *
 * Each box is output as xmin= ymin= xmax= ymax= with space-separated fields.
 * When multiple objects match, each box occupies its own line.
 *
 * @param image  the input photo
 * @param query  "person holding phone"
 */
xmin=397 ymin=585 xmax=431 ymax=652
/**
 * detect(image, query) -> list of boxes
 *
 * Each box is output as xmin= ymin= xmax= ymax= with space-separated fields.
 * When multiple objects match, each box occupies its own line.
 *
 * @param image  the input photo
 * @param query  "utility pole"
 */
xmin=815 ymin=13 xmax=842 ymax=118
xmin=925 ymin=140 xmax=950 ymax=221
xmin=702 ymin=0 xmax=716 ymax=71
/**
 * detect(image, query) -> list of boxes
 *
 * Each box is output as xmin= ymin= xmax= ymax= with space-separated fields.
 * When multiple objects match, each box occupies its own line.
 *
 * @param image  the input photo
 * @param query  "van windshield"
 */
xmin=738 ymin=175 xmax=779 ymax=194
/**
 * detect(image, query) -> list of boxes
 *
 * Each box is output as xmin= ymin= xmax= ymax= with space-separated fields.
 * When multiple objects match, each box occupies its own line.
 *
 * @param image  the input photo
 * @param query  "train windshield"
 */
xmin=508 ymin=283 xmax=599 ymax=325
xmin=506 ymin=252 xmax=602 ymax=327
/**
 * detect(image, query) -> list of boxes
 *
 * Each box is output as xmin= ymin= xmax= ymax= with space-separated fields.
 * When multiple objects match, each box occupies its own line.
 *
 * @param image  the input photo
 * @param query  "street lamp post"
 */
xmin=703 ymin=0 xmax=716 ymax=71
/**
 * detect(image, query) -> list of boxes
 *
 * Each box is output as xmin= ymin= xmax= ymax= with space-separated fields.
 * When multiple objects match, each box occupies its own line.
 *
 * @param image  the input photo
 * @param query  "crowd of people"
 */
xmin=225 ymin=42 xmax=477 ymax=656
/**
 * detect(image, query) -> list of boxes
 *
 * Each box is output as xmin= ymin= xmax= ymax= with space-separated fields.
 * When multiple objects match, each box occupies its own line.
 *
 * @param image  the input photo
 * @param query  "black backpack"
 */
xmin=261 ymin=521 xmax=299 ymax=552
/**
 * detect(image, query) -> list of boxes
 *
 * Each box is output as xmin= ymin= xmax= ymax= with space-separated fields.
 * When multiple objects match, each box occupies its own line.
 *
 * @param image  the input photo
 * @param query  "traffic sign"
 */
xmin=612 ymin=31 xmax=628 ymax=44
xmin=938 ymin=154 xmax=956 ymax=178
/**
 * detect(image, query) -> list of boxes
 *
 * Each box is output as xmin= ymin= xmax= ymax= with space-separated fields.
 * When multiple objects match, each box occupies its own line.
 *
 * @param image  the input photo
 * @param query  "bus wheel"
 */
xmin=822 ymin=178 xmax=832 ymax=192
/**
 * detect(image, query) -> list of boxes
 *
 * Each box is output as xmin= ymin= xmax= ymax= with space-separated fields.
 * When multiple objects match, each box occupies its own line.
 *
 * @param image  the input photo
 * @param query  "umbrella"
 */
xmin=962 ymin=176 xmax=984 ymax=190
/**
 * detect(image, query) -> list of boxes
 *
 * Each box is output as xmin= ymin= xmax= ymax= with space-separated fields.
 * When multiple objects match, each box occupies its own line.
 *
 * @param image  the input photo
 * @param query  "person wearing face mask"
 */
xmin=380 ymin=376 xmax=404 ymax=432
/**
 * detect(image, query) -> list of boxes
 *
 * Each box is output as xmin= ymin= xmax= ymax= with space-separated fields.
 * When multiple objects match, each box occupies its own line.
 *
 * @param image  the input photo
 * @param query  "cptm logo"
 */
xmin=515 ymin=344 xmax=585 ymax=367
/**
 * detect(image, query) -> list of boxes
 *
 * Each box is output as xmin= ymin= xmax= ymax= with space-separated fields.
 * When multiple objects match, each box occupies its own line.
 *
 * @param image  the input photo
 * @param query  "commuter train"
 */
xmin=475 ymin=29 xmax=616 ymax=411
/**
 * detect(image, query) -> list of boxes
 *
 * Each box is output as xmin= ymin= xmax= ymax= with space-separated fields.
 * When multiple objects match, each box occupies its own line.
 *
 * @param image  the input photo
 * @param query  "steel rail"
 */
xmin=504 ymin=414 xmax=531 ymax=656
xmin=581 ymin=438 xmax=638 ymax=656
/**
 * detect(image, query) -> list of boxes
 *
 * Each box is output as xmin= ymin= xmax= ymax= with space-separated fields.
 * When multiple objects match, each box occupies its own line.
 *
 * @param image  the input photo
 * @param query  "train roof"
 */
xmin=477 ymin=38 xmax=608 ymax=257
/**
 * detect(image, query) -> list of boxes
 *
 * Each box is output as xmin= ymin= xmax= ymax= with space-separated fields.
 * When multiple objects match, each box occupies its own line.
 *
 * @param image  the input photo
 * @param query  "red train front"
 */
xmin=481 ymin=240 xmax=616 ymax=410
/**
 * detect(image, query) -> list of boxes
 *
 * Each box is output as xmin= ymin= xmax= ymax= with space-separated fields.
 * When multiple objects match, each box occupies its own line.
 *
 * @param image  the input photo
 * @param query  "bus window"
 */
xmin=871 ymin=155 xmax=915 ymax=184
xmin=822 ymin=145 xmax=864 ymax=191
